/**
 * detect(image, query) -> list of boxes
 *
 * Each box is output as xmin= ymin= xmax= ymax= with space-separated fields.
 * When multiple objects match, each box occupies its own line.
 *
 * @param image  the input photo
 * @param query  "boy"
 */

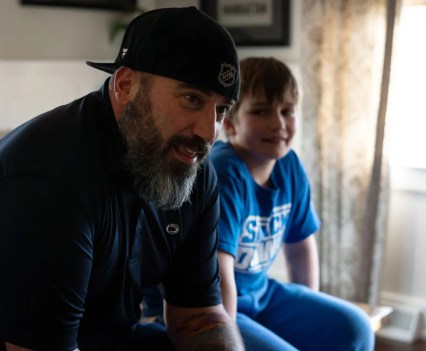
xmin=210 ymin=57 xmax=374 ymax=350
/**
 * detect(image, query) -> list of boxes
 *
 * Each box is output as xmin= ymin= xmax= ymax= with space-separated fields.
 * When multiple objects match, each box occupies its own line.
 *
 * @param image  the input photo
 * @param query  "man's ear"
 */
xmin=223 ymin=116 xmax=237 ymax=136
xmin=109 ymin=67 xmax=138 ymax=119
xmin=111 ymin=66 xmax=137 ymax=105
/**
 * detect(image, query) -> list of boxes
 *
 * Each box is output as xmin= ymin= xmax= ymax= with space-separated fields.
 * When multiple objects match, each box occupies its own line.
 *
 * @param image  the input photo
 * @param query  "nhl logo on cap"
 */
xmin=218 ymin=63 xmax=237 ymax=87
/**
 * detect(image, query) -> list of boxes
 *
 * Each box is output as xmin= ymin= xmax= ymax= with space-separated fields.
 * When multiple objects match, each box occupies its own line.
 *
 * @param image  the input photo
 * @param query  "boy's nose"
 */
xmin=272 ymin=111 xmax=286 ymax=130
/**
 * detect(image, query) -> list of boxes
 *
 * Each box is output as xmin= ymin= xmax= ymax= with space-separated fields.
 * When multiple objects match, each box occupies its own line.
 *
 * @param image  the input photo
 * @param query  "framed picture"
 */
xmin=20 ymin=0 xmax=136 ymax=11
xmin=200 ymin=0 xmax=291 ymax=46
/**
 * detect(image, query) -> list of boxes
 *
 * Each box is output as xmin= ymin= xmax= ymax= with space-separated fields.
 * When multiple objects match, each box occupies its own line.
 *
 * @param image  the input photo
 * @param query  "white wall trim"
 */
xmin=380 ymin=291 xmax=426 ymax=341
xmin=390 ymin=166 xmax=426 ymax=194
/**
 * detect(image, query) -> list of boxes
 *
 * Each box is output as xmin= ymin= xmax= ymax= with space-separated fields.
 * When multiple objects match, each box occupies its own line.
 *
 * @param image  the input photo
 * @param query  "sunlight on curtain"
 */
xmin=300 ymin=0 xmax=399 ymax=304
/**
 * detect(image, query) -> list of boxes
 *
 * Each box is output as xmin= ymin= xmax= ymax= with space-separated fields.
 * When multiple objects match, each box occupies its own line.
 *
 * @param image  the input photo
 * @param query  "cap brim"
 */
xmin=86 ymin=61 xmax=119 ymax=74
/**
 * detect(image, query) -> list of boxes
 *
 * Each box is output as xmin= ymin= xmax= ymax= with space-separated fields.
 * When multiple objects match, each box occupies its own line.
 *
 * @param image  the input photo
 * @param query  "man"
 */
xmin=0 ymin=7 xmax=243 ymax=351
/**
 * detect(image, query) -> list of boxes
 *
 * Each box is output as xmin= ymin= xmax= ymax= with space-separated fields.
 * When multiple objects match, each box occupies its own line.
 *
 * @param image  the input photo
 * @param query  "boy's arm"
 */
xmin=217 ymin=250 xmax=238 ymax=320
xmin=283 ymin=235 xmax=320 ymax=291
xmin=164 ymin=302 xmax=244 ymax=351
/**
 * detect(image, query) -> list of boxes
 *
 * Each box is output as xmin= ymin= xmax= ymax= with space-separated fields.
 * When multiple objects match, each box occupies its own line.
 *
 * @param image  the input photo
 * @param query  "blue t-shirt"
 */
xmin=210 ymin=141 xmax=320 ymax=295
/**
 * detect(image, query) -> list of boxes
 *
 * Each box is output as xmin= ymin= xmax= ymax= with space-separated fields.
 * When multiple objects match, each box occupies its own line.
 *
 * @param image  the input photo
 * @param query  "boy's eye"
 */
xmin=282 ymin=109 xmax=295 ymax=117
xmin=252 ymin=109 xmax=269 ymax=116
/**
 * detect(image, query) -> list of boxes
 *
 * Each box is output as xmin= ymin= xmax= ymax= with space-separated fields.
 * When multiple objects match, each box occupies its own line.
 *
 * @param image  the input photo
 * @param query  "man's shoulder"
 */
xmin=0 ymin=91 xmax=109 ymax=178
xmin=190 ymin=157 xmax=219 ymax=203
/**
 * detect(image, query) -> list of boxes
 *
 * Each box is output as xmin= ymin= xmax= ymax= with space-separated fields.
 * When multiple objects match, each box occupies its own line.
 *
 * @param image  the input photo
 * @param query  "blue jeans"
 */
xmin=237 ymin=279 xmax=375 ymax=351
xmin=129 ymin=280 xmax=374 ymax=350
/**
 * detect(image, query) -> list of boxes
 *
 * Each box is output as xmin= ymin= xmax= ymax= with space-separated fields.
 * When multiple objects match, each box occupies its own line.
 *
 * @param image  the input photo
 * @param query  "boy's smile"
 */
xmin=228 ymin=89 xmax=297 ymax=164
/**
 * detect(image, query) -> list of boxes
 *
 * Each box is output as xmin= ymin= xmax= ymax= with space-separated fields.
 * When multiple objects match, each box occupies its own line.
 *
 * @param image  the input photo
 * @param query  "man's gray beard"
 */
xmin=117 ymin=84 xmax=200 ymax=209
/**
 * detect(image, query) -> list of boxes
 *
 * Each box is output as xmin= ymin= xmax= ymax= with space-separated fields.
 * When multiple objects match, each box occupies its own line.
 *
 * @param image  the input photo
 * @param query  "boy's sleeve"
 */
xmin=216 ymin=172 xmax=246 ymax=257
xmin=284 ymin=160 xmax=320 ymax=243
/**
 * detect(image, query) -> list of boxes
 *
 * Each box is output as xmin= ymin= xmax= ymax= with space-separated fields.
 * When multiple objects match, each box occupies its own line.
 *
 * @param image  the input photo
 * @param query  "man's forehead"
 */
xmin=146 ymin=73 xmax=236 ymax=106
xmin=176 ymin=82 xmax=236 ymax=105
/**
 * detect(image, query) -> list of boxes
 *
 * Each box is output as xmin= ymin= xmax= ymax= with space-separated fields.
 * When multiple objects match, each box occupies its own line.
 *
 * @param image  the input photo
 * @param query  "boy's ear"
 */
xmin=224 ymin=117 xmax=237 ymax=136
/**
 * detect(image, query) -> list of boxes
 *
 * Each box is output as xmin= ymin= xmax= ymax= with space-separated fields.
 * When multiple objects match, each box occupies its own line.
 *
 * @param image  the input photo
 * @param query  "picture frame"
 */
xmin=200 ymin=0 xmax=291 ymax=47
xmin=20 ymin=0 xmax=136 ymax=12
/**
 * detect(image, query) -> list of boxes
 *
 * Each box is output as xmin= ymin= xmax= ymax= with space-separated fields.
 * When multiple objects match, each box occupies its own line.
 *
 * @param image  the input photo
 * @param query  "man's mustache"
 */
xmin=169 ymin=135 xmax=211 ymax=158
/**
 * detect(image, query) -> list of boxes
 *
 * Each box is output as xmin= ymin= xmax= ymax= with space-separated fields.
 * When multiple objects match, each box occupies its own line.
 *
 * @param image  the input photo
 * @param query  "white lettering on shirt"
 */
xmin=235 ymin=204 xmax=291 ymax=273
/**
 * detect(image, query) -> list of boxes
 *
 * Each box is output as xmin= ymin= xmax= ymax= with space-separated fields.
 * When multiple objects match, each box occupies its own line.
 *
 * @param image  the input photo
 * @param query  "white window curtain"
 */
xmin=299 ymin=0 xmax=400 ymax=306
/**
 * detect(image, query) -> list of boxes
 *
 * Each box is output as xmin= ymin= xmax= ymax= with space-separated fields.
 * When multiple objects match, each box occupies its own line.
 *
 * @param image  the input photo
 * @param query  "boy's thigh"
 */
xmin=237 ymin=313 xmax=299 ymax=351
xmin=256 ymin=281 xmax=374 ymax=351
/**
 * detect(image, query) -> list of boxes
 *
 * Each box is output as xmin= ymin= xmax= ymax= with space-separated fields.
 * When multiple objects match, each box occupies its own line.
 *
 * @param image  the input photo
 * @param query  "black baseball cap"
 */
xmin=86 ymin=6 xmax=240 ymax=101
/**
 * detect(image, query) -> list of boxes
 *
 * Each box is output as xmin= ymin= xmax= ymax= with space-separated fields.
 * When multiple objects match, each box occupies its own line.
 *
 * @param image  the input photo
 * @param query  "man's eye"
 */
xmin=185 ymin=94 xmax=201 ymax=105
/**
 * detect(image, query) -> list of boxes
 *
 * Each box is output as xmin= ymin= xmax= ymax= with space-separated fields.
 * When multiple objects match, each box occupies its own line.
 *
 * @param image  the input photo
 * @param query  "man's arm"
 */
xmin=164 ymin=302 xmax=244 ymax=351
xmin=283 ymin=234 xmax=320 ymax=291
xmin=5 ymin=343 xmax=79 ymax=351
xmin=5 ymin=343 xmax=34 ymax=351
xmin=217 ymin=250 xmax=238 ymax=320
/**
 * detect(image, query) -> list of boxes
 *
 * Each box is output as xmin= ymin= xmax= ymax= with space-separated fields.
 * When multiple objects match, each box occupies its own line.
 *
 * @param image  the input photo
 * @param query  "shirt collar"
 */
xmin=97 ymin=78 xmax=127 ymax=172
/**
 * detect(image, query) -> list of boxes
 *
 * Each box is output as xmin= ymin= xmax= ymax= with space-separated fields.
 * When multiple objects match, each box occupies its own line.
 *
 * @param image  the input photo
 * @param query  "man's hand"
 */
xmin=164 ymin=302 xmax=244 ymax=350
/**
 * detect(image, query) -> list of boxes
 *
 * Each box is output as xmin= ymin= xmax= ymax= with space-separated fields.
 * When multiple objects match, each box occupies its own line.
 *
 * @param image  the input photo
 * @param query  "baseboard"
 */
xmin=378 ymin=292 xmax=426 ymax=343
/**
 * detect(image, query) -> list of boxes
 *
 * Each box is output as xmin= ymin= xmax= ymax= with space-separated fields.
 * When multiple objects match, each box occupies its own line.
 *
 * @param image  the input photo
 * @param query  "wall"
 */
xmin=380 ymin=167 xmax=426 ymax=340
xmin=0 ymin=0 xmax=302 ymax=132
xmin=0 ymin=60 xmax=109 ymax=131
xmin=0 ymin=0 xmax=133 ymax=132
xmin=1 ymin=0 xmax=122 ymax=60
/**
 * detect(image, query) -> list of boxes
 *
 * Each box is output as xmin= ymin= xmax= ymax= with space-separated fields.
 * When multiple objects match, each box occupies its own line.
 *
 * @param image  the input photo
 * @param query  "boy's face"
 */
xmin=228 ymin=89 xmax=297 ymax=162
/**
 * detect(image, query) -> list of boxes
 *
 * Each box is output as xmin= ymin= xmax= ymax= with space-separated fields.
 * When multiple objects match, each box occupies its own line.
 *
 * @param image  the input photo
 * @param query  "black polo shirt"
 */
xmin=0 ymin=80 xmax=221 ymax=351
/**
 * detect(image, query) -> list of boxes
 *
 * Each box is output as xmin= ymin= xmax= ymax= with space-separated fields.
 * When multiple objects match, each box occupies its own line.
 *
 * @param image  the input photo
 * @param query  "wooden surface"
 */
xmin=376 ymin=337 xmax=426 ymax=351
xmin=354 ymin=302 xmax=394 ymax=332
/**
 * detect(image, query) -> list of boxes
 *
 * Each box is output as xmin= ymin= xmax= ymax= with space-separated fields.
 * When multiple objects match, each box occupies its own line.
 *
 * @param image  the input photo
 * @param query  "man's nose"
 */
xmin=192 ymin=109 xmax=219 ymax=144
